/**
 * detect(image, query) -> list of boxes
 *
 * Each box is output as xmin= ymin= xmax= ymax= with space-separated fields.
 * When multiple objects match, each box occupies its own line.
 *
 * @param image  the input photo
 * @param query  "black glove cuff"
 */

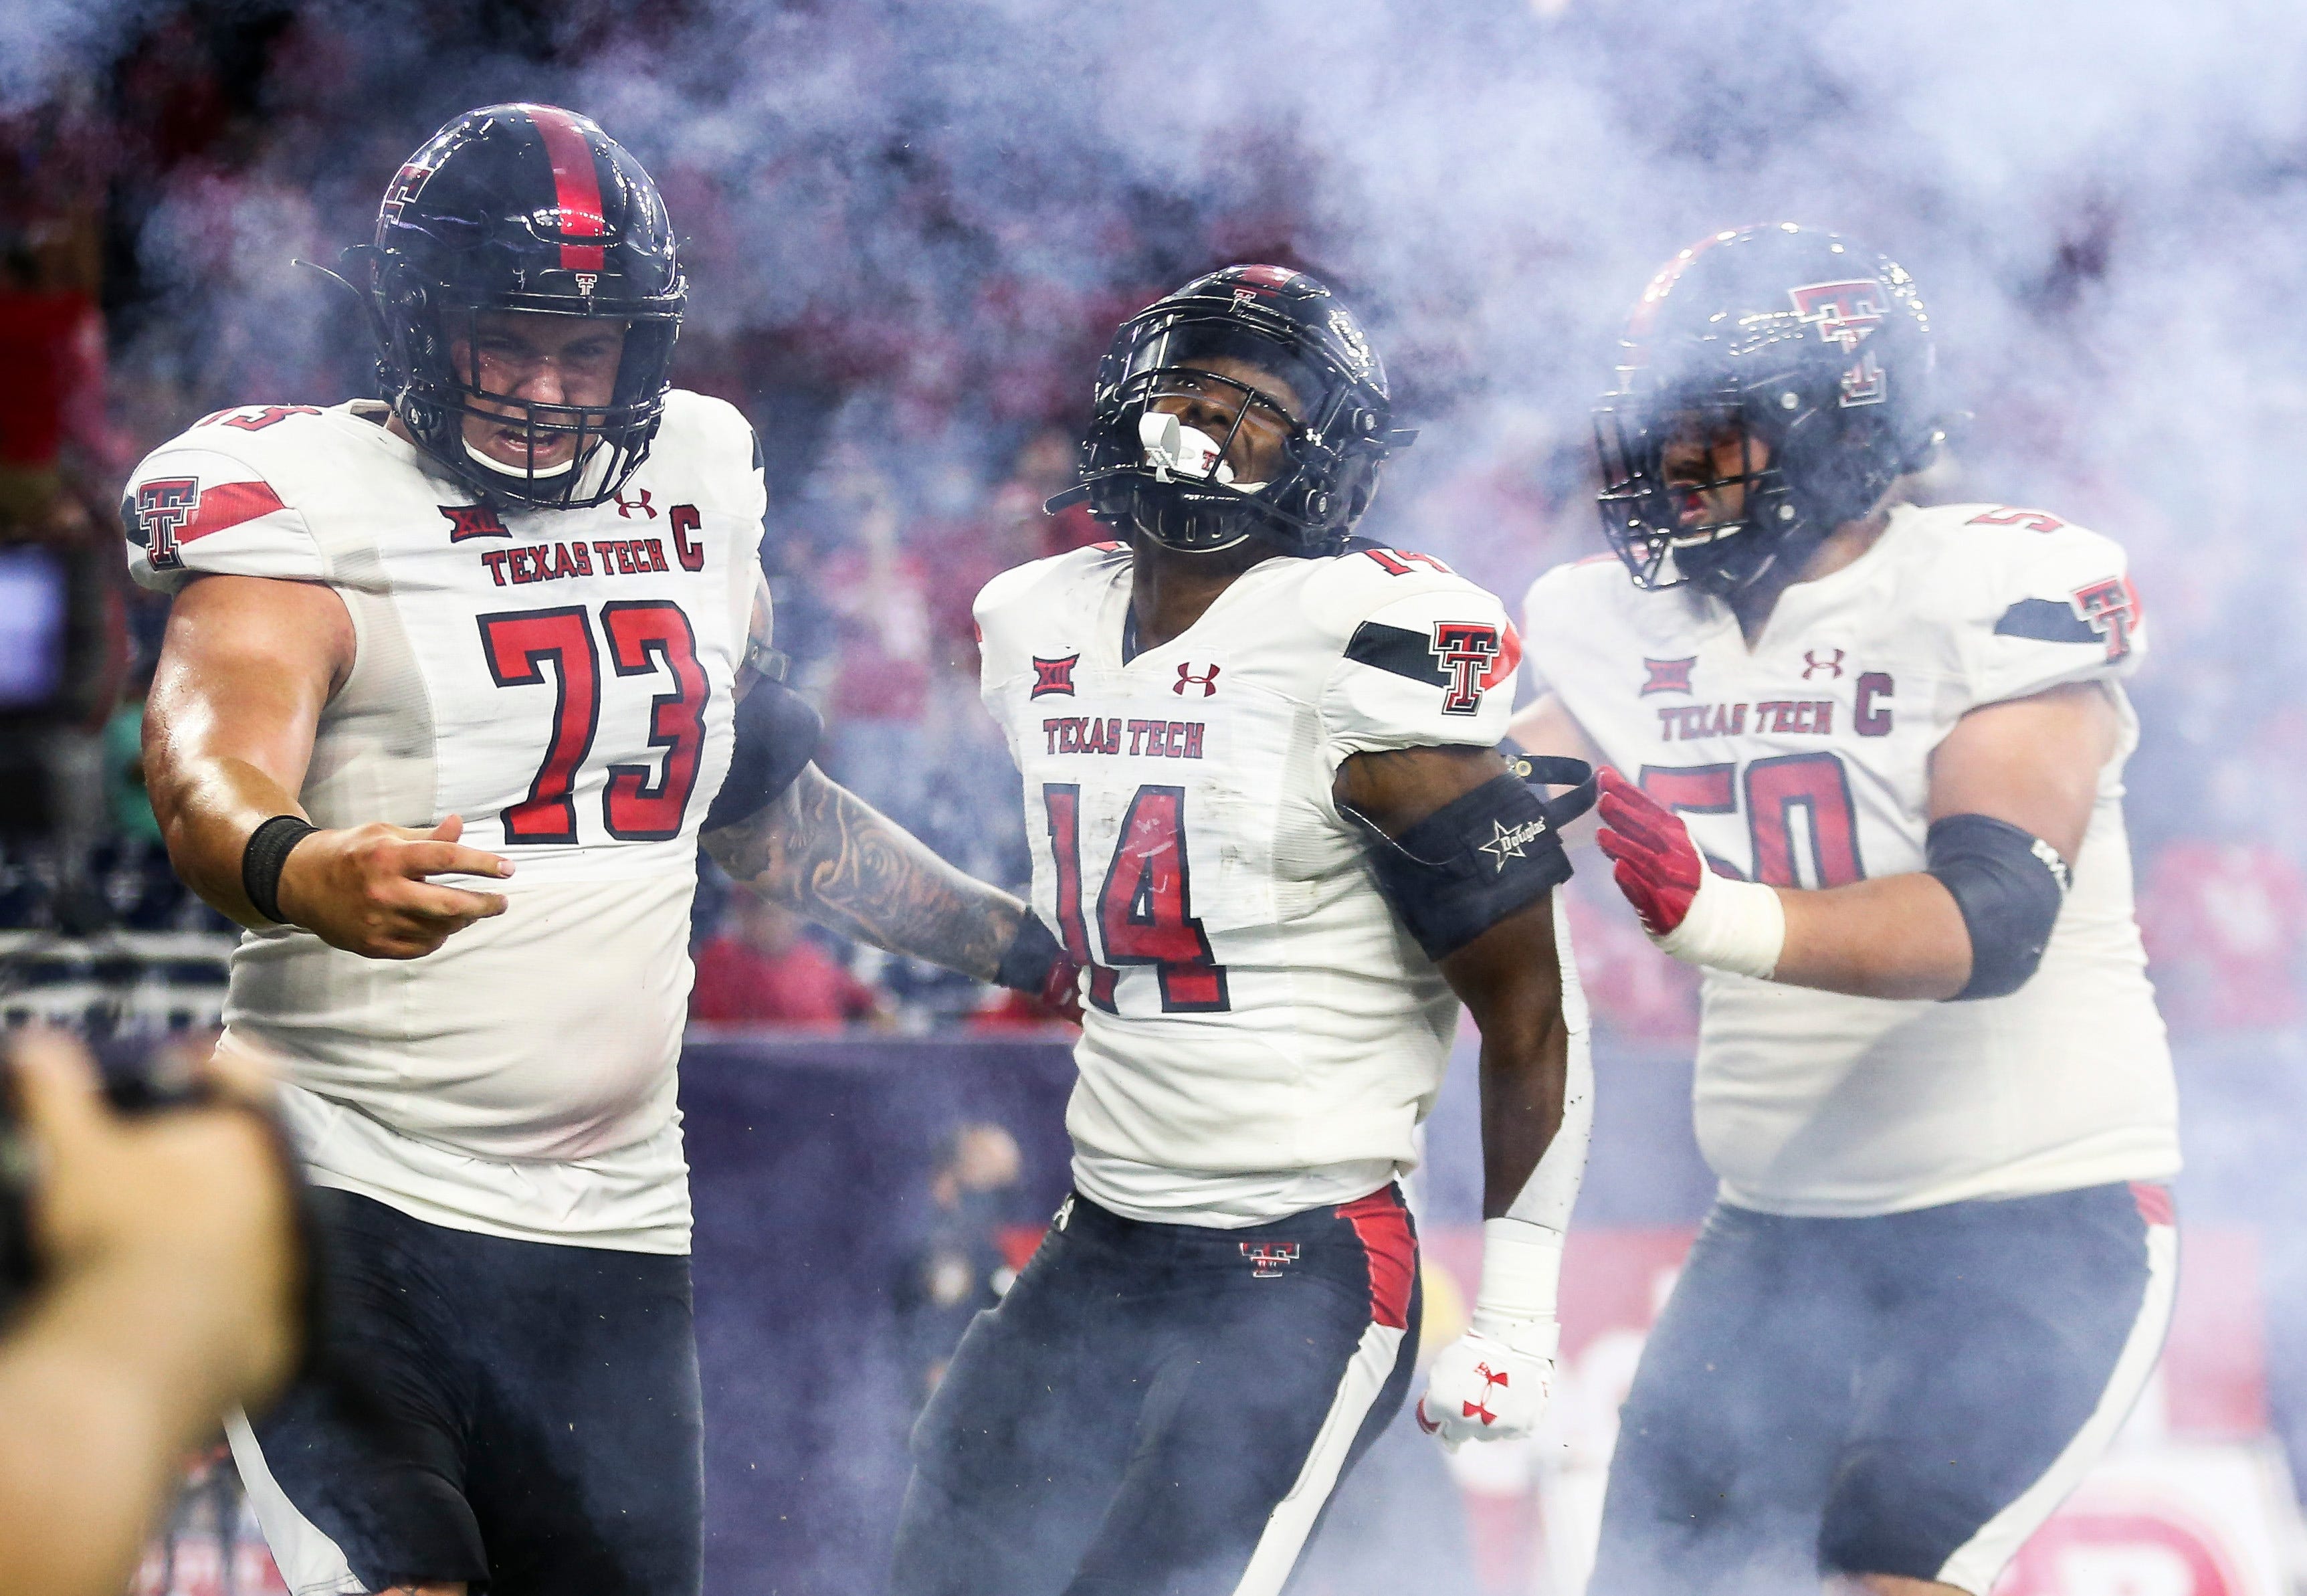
xmin=242 ymin=815 xmax=317 ymax=926
xmin=995 ymin=910 xmax=1064 ymax=993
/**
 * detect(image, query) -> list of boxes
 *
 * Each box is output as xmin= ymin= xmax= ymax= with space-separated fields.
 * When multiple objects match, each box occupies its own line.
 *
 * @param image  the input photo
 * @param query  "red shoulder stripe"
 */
xmin=179 ymin=480 xmax=288 ymax=546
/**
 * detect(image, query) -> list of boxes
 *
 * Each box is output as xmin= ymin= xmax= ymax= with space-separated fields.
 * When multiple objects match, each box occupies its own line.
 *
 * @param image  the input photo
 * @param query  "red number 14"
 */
xmin=1042 ymin=782 xmax=1229 ymax=1013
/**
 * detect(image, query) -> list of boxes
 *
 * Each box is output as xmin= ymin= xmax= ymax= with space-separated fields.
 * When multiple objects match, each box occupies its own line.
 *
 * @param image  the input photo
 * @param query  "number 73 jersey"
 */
xmin=976 ymin=542 xmax=1529 ymax=1201
xmin=1522 ymin=501 xmax=2179 ymax=1219
xmin=123 ymin=391 xmax=760 ymax=1244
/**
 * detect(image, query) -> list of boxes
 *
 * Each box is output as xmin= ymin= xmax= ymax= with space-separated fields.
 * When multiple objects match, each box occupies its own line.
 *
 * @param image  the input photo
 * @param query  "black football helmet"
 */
xmin=1047 ymin=265 xmax=1411 ymax=557
xmin=1593 ymin=223 xmax=1940 ymax=597
xmin=354 ymin=104 xmax=686 ymax=510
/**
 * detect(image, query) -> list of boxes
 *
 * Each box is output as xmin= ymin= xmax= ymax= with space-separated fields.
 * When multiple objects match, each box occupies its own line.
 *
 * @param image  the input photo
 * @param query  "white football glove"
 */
xmin=1416 ymin=1315 xmax=1559 ymax=1451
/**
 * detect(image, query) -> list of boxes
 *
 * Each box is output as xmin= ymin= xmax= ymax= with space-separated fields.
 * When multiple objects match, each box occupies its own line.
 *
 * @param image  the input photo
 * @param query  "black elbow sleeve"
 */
xmin=1925 ymin=813 xmax=2072 ymax=1001
xmin=703 ymin=679 xmax=822 ymax=832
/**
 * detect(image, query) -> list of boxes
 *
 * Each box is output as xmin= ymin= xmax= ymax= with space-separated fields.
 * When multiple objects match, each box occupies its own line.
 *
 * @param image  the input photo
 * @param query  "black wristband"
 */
xmin=995 ymin=910 xmax=1064 ymax=993
xmin=242 ymin=815 xmax=317 ymax=926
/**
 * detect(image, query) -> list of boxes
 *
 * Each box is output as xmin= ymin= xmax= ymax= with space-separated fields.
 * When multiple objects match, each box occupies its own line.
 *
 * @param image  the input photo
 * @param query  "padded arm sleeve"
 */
xmin=1926 ymin=812 xmax=2071 ymax=1000
xmin=702 ymin=678 xmax=823 ymax=832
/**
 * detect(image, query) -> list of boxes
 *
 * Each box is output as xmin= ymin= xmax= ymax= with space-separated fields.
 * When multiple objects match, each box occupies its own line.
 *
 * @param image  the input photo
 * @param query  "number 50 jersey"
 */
xmin=126 ymin=392 xmax=761 ymax=1252
xmin=977 ymin=542 xmax=1550 ymax=1227
xmin=1523 ymin=501 xmax=2179 ymax=1219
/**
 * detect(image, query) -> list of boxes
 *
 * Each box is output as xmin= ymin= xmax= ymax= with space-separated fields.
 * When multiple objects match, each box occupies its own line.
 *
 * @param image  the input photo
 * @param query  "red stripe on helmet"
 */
xmin=524 ymin=104 xmax=608 ymax=274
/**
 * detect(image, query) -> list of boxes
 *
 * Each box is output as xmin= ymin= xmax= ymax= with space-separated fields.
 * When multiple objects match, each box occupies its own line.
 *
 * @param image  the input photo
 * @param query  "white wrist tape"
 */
xmin=1657 ymin=869 xmax=1786 ymax=980
xmin=1470 ymin=1217 xmax=1565 ymax=1357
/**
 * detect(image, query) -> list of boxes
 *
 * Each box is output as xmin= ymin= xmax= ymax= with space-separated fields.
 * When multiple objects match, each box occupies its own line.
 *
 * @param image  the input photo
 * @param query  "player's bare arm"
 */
xmin=144 ymin=575 xmax=511 ymax=959
xmin=1336 ymin=743 xmax=1571 ymax=1209
xmin=1597 ymin=679 xmax=2113 ymax=1001
xmin=702 ymin=763 xmax=1027 ymax=985
xmin=1336 ymin=742 xmax=1592 ymax=1452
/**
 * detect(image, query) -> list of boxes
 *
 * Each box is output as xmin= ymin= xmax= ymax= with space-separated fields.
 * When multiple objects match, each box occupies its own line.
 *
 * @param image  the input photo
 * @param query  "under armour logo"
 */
xmin=1052 ymin=1195 xmax=1075 ymax=1232
xmin=1641 ymin=656 xmax=1696 ymax=696
xmin=1802 ymin=647 xmax=1845 ymax=680
xmin=1175 ymin=662 xmax=1221 ymax=697
xmin=1462 ymin=1361 xmax=1511 ymax=1426
xmin=615 ymin=488 xmax=657 ymax=520
xmin=1031 ymin=654 xmax=1080 ymax=698
xmin=1239 ymin=1241 xmax=1301 ymax=1278
xmin=439 ymin=503 xmax=510 ymax=542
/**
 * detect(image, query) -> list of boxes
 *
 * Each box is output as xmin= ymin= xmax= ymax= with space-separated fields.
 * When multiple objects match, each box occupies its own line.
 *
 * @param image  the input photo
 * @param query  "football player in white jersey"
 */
xmin=888 ymin=266 xmax=1597 ymax=1596
xmin=1512 ymin=224 xmax=2181 ymax=1596
xmin=128 ymin=106 xmax=1077 ymax=1596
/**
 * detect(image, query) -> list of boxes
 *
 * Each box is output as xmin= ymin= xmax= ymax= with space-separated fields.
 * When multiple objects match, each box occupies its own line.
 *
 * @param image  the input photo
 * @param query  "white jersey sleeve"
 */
xmin=1940 ymin=507 xmax=2146 ymax=712
xmin=124 ymin=411 xmax=330 ymax=592
xmin=1320 ymin=571 xmax=1520 ymax=761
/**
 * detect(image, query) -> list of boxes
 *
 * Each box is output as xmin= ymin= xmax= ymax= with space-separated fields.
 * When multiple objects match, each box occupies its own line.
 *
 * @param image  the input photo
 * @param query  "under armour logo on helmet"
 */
xmin=1175 ymin=663 xmax=1221 ymax=697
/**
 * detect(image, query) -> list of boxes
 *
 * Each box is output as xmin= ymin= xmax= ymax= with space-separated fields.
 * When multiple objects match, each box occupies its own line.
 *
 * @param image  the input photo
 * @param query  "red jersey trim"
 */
xmin=1338 ymin=1187 xmax=1415 ymax=1330
xmin=2130 ymin=1181 xmax=2175 ymax=1229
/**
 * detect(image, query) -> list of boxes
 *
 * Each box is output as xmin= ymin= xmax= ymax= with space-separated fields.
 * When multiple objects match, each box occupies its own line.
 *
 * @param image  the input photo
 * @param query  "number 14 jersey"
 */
xmin=976 ymin=541 xmax=1549 ymax=1228
xmin=126 ymin=392 xmax=761 ymax=1252
xmin=1522 ymin=501 xmax=2179 ymax=1219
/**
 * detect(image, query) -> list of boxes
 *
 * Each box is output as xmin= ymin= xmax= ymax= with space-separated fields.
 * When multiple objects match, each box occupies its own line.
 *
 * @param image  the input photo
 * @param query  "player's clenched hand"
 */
xmin=1417 ymin=1322 xmax=1557 ymax=1452
xmin=1594 ymin=768 xmax=1785 ymax=980
xmin=275 ymin=814 xmax=512 ymax=959
xmin=1593 ymin=767 xmax=1706 ymax=936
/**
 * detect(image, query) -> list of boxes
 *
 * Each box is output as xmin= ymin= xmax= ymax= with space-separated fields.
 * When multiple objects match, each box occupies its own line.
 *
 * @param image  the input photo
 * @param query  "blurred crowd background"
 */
xmin=5 ymin=0 xmax=2306 ymax=1043
xmin=9 ymin=1 xmax=2307 ymax=1586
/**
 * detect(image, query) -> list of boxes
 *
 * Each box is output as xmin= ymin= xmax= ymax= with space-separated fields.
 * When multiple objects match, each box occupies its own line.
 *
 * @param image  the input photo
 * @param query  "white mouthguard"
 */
xmin=1138 ymin=412 xmax=1265 ymax=494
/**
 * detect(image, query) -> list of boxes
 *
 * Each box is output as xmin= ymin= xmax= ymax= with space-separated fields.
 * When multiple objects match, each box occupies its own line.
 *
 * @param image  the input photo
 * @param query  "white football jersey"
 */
xmin=1523 ymin=501 xmax=2180 ymax=1218
xmin=127 ymin=392 xmax=763 ymax=1252
xmin=977 ymin=540 xmax=1565 ymax=1227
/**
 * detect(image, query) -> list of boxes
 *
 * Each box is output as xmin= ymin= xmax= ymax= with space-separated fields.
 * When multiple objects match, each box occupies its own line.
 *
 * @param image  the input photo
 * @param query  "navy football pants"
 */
xmin=1589 ymin=1182 xmax=2176 ymax=1595
xmin=890 ymin=1185 xmax=1421 ymax=1596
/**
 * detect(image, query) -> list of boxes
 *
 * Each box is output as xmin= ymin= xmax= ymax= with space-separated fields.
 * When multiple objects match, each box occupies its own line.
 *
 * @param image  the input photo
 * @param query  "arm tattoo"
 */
xmin=702 ymin=763 xmax=1023 ymax=983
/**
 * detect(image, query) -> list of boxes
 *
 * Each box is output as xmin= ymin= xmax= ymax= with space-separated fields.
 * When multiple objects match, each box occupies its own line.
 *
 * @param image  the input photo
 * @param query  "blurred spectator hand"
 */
xmin=12 ymin=1029 xmax=303 ymax=1403
xmin=0 ymin=1029 xmax=304 ymax=1596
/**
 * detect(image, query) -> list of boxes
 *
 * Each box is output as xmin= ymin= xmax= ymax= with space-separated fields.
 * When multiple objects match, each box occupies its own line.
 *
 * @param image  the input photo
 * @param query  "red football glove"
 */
xmin=1038 ymin=956 xmax=1086 ymax=1025
xmin=1593 ymin=767 xmax=1706 ymax=937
